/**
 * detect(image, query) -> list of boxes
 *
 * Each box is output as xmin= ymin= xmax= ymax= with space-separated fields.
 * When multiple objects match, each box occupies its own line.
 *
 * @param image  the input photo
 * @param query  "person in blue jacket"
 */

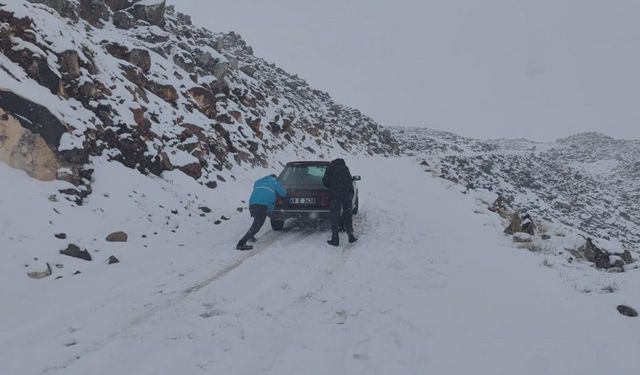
xmin=236 ymin=174 xmax=287 ymax=250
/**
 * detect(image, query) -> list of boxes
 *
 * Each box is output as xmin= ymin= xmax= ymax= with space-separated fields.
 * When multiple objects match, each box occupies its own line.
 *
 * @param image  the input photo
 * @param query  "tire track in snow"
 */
xmin=194 ymin=213 xmax=370 ymax=375
xmin=181 ymin=221 xmax=323 ymax=297
xmin=290 ymin=209 xmax=368 ymax=305
xmin=41 ymin=218 xmax=322 ymax=374
xmin=43 ymin=206 xmax=364 ymax=374
xmin=265 ymin=162 xmax=441 ymax=374
xmin=262 ymin=206 xmax=414 ymax=374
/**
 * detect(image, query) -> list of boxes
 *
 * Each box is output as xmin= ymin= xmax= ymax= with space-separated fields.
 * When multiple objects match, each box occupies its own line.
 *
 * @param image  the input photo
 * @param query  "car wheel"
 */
xmin=352 ymin=196 xmax=359 ymax=215
xmin=271 ymin=219 xmax=285 ymax=231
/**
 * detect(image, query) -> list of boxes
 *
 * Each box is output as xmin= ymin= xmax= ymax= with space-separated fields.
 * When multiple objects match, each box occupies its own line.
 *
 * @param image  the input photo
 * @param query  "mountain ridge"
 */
xmin=392 ymin=126 xmax=640 ymax=249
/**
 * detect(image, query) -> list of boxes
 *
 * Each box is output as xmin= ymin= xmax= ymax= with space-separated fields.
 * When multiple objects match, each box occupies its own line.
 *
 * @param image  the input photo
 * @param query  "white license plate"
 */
xmin=289 ymin=197 xmax=316 ymax=205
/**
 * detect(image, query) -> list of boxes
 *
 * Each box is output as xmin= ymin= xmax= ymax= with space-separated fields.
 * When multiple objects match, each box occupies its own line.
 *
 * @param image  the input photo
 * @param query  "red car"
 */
xmin=270 ymin=161 xmax=361 ymax=230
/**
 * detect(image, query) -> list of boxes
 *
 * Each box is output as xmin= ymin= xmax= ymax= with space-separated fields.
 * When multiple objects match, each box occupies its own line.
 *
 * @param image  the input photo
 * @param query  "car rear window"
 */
xmin=279 ymin=165 xmax=327 ymax=185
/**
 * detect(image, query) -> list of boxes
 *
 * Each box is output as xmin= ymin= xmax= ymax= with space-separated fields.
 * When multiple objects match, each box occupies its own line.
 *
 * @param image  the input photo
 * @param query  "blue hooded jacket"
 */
xmin=249 ymin=175 xmax=287 ymax=213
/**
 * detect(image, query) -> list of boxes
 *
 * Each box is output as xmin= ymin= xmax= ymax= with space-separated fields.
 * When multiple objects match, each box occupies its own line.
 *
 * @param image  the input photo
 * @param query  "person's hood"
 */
xmin=332 ymin=158 xmax=346 ymax=166
xmin=258 ymin=175 xmax=276 ymax=182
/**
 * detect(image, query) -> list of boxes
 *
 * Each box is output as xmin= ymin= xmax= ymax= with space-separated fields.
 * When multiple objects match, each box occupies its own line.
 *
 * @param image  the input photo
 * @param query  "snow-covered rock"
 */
xmin=129 ymin=0 xmax=166 ymax=26
xmin=513 ymin=232 xmax=533 ymax=243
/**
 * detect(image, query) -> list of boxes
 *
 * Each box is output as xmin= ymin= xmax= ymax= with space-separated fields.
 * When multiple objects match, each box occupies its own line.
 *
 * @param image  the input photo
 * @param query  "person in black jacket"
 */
xmin=322 ymin=158 xmax=357 ymax=246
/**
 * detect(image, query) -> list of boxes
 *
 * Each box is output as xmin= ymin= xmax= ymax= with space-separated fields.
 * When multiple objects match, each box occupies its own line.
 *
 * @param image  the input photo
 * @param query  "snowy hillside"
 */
xmin=3 ymin=157 xmax=640 ymax=375
xmin=393 ymin=127 xmax=640 ymax=248
xmin=0 ymin=0 xmax=396 ymax=203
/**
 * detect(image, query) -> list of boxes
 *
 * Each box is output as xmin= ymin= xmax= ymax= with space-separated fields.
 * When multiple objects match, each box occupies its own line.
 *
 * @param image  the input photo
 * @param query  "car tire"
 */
xmin=271 ymin=219 xmax=285 ymax=231
xmin=352 ymin=196 xmax=359 ymax=215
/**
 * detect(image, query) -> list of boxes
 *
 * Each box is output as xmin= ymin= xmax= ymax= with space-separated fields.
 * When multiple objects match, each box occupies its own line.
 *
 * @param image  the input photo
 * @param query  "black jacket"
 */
xmin=322 ymin=159 xmax=353 ymax=193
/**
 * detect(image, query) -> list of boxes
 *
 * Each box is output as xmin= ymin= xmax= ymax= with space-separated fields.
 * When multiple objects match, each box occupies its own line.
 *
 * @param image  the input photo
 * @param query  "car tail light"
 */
xmin=320 ymin=193 xmax=330 ymax=207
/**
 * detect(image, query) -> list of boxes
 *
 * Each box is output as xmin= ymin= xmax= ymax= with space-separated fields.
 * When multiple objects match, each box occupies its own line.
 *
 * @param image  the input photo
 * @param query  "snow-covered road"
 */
xmin=1 ymin=157 xmax=637 ymax=375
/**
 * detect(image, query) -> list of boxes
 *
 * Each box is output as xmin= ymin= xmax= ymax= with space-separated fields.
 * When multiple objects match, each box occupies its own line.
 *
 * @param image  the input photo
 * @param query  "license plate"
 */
xmin=289 ymin=197 xmax=316 ymax=205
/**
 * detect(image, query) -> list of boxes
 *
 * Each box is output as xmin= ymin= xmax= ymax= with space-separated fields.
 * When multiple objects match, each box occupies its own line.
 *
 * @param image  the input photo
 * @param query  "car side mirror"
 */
xmin=352 ymin=176 xmax=361 ymax=181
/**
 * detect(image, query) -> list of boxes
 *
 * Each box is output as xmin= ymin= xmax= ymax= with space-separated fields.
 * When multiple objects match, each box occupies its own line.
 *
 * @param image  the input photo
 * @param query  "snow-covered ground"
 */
xmin=1 ymin=157 xmax=638 ymax=374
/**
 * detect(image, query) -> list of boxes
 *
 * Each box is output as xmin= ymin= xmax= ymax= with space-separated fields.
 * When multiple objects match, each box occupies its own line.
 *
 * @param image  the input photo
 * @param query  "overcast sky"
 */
xmin=171 ymin=0 xmax=640 ymax=141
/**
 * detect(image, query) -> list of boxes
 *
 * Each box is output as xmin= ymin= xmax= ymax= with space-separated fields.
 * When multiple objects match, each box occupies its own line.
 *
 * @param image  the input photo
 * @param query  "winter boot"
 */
xmin=236 ymin=243 xmax=254 ymax=251
xmin=327 ymin=231 xmax=339 ymax=247
xmin=248 ymin=236 xmax=258 ymax=243
xmin=348 ymin=232 xmax=358 ymax=243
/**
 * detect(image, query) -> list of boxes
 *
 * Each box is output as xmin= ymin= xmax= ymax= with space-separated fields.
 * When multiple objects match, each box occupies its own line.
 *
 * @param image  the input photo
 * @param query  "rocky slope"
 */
xmin=392 ymin=127 xmax=640 ymax=249
xmin=0 ymin=0 xmax=397 ymax=203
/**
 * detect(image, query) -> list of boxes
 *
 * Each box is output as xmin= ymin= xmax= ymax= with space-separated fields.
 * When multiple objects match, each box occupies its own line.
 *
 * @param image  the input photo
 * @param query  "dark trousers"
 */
xmin=330 ymin=191 xmax=353 ymax=235
xmin=238 ymin=204 xmax=268 ymax=246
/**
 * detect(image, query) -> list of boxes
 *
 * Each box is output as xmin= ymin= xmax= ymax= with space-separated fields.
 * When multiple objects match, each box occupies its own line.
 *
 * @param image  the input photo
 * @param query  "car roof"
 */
xmin=286 ymin=161 xmax=330 ymax=166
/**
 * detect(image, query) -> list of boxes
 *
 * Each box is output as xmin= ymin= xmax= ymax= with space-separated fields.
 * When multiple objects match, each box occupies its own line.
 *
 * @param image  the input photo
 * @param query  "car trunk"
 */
xmin=276 ymin=184 xmax=330 ymax=210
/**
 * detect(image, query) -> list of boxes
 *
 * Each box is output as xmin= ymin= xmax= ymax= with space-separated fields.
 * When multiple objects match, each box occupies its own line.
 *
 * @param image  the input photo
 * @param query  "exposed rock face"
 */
xmin=104 ymin=0 xmax=138 ymax=11
xmin=146 ymin=81 xmax=178 ymax=103
xmin=520 ymin=214 xmax=535 ymax=235
xmin=213 ymin=60 xmax=230 ymax=81
xmin=129 ymin=0 xmax=165 ymax=26
xmin=189 ymin=87 xmax=217 ymax=116
xmin=504 ymin=213 xmax=534 ymax=236
xmin=60 ymin=50 xmax=81 ymax=80
xmin=27 ymin=0 xmax=79 ymax=19
xmin=488 ymin=196 xmax=512 ymax=218
xmin=79 ymin=0 xmax=110 ymax=25
xmin=104 ymin=43 xmax=151 ymax=72
xmin=504 ymin=215 xmax=522 ymax=235
xmin=129 ymin=48 xmax=151 ymax=72
xmin=582 ymin=238 xmax=601 ymax=263
xmin=179 ymin=162 xmax=202 ymax=179
xmin=113 ymin=10 xmax=136 ymax=29
xmin=0 ymin=109 xmax=60 ymax=181
xmin=193 ymin=49 xmax=220 ymax=73
xmin=0 ymin=91 xmax=91 ymax=200
xmin=579 ymin=238 xmax=633 ymax=270
xmin=0 ymin=91 xmax=67 ymax=150
xmin=28 ymin=60 xmax=62 ymax=95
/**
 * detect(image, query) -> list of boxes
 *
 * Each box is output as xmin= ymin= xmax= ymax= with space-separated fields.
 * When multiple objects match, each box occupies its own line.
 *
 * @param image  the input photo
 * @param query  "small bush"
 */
xmin=601 ymin=283 xmax=619 ymax=294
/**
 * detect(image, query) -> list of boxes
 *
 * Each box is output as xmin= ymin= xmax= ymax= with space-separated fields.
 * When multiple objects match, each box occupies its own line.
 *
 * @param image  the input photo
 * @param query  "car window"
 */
xmin=307 ymin=166 xmax=326 ymax=178
xmin=279 ymin=165 xmax=327 ymax=184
